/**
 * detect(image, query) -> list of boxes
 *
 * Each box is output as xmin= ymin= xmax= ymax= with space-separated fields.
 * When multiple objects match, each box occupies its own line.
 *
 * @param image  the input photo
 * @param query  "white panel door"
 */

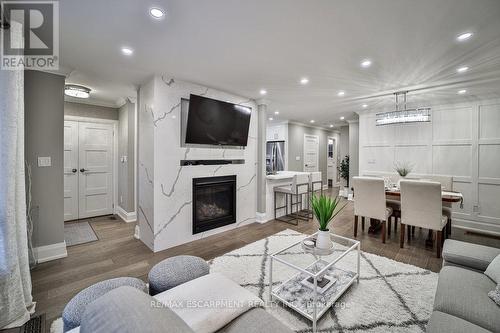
xmin=64 ymin=121 xmax=79 ymax=221
xmin=304 ymin=134 xmax=319 ymax=172
xmin=78 ymin=122 xmax=114 ymax=219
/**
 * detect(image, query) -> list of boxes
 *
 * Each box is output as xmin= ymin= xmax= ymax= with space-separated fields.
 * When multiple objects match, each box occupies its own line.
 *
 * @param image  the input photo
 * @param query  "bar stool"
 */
xmin=274 ymin=173 xmax=310 ymax=225
xmin=306 ymin=172 xmax=323 ymax=218
xmin=309 ymin=172 xmax=323 ymax=195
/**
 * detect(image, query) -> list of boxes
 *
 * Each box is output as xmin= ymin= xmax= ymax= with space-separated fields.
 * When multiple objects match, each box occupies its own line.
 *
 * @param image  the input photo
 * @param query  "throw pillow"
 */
xmin=488 ymin=285 xmax=500 ymax=306
xmin=485 ymin=254 xmax=500 ymax=284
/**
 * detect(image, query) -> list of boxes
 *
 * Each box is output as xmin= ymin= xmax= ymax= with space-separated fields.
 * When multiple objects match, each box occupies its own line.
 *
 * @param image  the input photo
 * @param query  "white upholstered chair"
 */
xmin=353 ymin=177 xmax=394 ymax=243
xmin=274 ymin=173 xmax=310 ymax=225
xmin=399 ymin=180 xmax=448 ymax=258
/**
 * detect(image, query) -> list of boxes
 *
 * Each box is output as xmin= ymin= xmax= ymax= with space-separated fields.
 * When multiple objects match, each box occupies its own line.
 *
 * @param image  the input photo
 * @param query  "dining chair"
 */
xmin=274 ymin=173 xmax=310 ymax=225
xmin=399 ymin=180 xmax=448 ymax=258
xmin=428 ymin=175 xmax=454 ymax=236
xmin=353 ymin=176 xmax=393 ymax=243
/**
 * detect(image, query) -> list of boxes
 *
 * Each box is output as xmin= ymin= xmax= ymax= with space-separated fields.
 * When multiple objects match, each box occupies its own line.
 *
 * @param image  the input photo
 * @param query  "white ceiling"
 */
xmin=59 ymin=0 xmax=500 ymax=126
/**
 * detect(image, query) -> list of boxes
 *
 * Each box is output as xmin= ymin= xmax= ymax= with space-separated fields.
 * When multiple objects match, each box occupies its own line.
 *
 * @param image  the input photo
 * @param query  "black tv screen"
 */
xmin=185 ymin=94 xmax=252 ymax=146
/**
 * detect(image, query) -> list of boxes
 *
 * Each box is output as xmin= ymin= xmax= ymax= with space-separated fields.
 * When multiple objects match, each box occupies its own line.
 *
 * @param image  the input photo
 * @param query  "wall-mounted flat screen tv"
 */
xmin=185 ymin=94 xmax=252 ymax=146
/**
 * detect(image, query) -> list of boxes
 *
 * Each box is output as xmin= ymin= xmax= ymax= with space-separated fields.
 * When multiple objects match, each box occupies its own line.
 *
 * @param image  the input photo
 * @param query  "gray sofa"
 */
xmin=427 ymin=239 xmax=500 ymax=333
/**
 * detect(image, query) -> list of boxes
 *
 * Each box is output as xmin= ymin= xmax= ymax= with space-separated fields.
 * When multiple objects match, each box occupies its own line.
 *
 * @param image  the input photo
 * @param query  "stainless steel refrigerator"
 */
xmin=266 ymin=141 xmax=285 ymax=173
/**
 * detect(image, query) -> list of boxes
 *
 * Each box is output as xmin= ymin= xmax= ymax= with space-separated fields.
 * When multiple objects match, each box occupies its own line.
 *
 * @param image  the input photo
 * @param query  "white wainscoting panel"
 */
xmin=359 ymin=99 xmax=500 ymax=235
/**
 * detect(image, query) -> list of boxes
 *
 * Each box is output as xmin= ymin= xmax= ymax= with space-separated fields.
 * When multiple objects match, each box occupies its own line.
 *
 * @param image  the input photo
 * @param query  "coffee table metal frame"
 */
xmin=268 ymin=232 xmax=360 ymax=333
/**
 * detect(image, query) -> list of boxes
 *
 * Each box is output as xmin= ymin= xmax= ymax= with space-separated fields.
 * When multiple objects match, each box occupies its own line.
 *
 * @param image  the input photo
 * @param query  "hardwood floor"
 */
xmin=31 ymin=195 xmax=499 ymax=330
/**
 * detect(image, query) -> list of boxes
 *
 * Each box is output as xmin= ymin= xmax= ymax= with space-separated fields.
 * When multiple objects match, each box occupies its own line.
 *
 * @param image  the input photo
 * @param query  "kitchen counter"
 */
xmin=266 ymin=171 xmax=309 ymax=180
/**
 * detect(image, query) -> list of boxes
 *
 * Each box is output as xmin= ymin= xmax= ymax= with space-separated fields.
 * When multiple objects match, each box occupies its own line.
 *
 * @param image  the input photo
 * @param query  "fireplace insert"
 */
xmin=192 ymin=175 xmax=236 ymax=234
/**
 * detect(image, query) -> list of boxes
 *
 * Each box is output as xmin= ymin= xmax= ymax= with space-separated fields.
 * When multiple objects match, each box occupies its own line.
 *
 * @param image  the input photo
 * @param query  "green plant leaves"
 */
xmin=310 ymin=194 xmax=344 ymax=231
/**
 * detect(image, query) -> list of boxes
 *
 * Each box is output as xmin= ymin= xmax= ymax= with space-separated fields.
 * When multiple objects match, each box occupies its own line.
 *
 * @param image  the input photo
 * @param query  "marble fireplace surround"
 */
xmin=138 ymin=76 xmax=258 ymax=252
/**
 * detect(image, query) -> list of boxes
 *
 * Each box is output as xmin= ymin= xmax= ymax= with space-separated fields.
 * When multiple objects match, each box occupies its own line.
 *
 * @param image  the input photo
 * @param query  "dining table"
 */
xmin=365 ymin=188 xmax=464 ymax=244
xmin=385 ymin=188 xmax=464 ymax=206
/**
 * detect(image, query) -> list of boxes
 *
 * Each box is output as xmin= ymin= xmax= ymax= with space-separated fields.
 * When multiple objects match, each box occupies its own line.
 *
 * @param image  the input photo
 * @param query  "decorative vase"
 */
xmin=316 ymin=229 xmax=332 ymax=249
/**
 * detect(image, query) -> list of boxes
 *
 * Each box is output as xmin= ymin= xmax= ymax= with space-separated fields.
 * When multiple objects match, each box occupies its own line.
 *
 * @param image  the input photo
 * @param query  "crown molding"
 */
xmin=288 ymin=121 xmax=340 ymax=132
xmin=64 ymin=96 xmax=121 ymax=109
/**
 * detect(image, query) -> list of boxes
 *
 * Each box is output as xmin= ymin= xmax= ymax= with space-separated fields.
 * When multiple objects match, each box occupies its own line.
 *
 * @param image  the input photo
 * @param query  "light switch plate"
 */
xmin=295 ymin=156 xmax=301 ymax=161
xmin=37 ymin=156 xmax=51 ymax=167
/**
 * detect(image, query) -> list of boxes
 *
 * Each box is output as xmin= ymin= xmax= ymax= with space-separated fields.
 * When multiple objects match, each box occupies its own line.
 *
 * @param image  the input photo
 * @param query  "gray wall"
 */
xmin=339 ymin=126 xmax=349 ymax=186
xmin=25 ymin=71 xmax=65 ymax=247
xmin=64 ymin=101 xmax=119 ymax=120
xmin=287 ymin=123 xmax=338 ymax=184
xmin=118 ymin=101 xmax=135 ymax=212
xmin=348 ymin=121 xmax=359 ymax=187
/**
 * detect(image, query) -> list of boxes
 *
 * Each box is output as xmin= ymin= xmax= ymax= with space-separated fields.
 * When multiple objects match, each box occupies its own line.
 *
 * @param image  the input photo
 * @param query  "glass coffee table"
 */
xmin=269 ymin=232 xmax=360 ymax=332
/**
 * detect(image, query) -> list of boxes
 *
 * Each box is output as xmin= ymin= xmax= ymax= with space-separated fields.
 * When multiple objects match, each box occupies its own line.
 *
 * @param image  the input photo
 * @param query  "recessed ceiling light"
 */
xmin=149 ymin=7 xmax=165 ymax=19
xmin=268 ymin=117 xmax=273 ymax=121
xmin=456 ymin=32 xmax=473 ymax=42
xmin=337 ymin=91 xmax=345 ymax=97
xmin=457 ymin=66 xmax=469 ymax=73
xmin=362 ymin=104 xmax=368 ymax=108
xmin=260 ymin=89 xmax=267 ymax=95
xmin=121 ymin=47 xmax=134 ymax=56
xmin=300 ymin=77 xmax=309 ymax=85
xmin=457 ymin=89 xmax=467 ymax=94
xmin=329 ymin=124 xmax=334 ymax=128
xmin=274 ymin=111 xmax=279 ymax=115
xmin=310 ymin=120 xmax=315 ymax=123
xmin=65 ymin=84 xmax=91 ymax=99
xmin=360 ymin=59 xmax=372 ymax=68
xmin=340 ymin=116 xmax=345 ymax=120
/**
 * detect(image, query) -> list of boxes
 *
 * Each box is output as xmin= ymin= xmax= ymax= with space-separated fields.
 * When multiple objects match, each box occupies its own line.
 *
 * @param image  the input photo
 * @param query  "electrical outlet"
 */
xmin=37 ymin=156 xmax=51 ymax=167
xmin=295 ymin=156 xmax=301 ymax=161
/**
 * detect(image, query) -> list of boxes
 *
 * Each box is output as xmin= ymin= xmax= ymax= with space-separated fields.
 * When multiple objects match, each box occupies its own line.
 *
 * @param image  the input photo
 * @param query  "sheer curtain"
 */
xmin=0 ymin=21 xmax=35 ymax=328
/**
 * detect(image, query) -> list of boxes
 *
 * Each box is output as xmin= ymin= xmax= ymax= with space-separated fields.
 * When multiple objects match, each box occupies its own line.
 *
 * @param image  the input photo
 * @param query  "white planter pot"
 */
xmin=316 ymin=230 xmax=332 ymax=249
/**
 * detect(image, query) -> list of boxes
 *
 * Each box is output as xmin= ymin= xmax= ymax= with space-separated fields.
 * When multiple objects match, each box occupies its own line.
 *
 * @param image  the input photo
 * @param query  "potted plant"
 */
xmin=394 ymin=161 xmax=413 ymax=187
xmin=338 ymin=155 xmax=350 ymax=196
xmin=310 ymin=194 xmax=344 ymax=249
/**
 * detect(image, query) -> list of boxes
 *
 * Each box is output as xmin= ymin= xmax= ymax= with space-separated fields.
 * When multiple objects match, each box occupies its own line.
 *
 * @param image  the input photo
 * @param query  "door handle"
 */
xmin=80 ymin=168 xmax=87 ymax=173
xmin=72 ymin=168 xmax=77 ymax=173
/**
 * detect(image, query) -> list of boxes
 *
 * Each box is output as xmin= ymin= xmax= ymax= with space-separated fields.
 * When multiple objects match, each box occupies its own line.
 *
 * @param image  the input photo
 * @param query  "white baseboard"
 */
xmin=34 ymin=241 xmax=67 ymax=263
xmin=255 ymin=212 xmax=268 ymax=223
xmin=116 ymin=206 xmax=137 ymax=223
xmin=452 ymin=218 xmax=500 ymax=236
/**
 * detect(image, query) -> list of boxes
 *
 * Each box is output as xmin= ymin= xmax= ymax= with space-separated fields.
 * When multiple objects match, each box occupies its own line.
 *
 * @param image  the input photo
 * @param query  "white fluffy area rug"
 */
xmin=209 ymin=229 xmax=438 ymax=333
xmin=50 ymin=229 xmax=438 ymax=333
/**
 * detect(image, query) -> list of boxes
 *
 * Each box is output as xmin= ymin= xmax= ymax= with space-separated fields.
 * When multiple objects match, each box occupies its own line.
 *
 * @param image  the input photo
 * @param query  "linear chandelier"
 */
xmin=376 ymin=91 xmax=431 ymax=126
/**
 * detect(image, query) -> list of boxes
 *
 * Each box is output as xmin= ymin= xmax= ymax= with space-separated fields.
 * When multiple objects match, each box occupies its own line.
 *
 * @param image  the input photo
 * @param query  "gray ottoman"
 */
xmin=62 ymin=277 xmax=147 ymax=332
xmin=148 ymin=255 xmax=209 ymax=295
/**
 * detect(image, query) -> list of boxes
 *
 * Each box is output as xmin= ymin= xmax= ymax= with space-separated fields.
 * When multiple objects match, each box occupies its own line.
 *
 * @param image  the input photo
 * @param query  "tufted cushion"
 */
xmin=148 ymin=255 xmax=209 ymax=296
xmin=62 ymin=277 xmax=147 ymax=332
